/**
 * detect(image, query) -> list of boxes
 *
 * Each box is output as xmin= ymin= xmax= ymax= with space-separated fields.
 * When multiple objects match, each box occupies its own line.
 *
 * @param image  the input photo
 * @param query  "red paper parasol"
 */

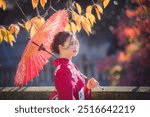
xmin=15 ymin=10 xmax=68 ymax=86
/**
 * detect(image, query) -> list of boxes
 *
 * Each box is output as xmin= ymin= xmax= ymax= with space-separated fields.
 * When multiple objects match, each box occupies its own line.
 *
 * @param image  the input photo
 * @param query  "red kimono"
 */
xmin=50 ymin=58 xmax=91 ymax=100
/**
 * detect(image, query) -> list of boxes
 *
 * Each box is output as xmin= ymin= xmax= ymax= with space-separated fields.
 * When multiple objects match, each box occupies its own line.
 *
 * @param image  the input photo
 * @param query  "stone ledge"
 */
xmin=0 ymin=86 xmax=150 ymax=100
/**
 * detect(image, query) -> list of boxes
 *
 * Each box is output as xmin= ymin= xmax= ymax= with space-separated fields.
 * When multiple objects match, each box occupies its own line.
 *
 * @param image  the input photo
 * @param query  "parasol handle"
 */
xmin=27 ymin=38 xmax=57 ymax=58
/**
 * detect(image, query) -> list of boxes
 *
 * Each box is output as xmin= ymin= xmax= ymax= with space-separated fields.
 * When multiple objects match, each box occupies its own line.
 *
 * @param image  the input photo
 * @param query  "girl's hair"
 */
xmin=51 ymin=31 xmax=79 ymax=54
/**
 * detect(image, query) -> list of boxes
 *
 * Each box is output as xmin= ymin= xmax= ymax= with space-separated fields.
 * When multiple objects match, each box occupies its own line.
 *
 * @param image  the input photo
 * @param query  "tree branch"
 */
xmin=42 ymin=0 xmax=57 ymax=18
xmin=36 ymin=7 xmax=40 ymax=17
xmin=16 ymin=1 xmax=28 ymax=21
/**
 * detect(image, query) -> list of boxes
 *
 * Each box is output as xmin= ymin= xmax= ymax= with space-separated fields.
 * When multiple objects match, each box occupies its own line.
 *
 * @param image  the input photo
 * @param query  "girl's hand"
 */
xmin=87 ymin=77 xmax=99 ymax=89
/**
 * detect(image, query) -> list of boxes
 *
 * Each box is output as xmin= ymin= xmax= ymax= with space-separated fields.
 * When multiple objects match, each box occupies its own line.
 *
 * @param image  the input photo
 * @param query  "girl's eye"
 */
xmin=70 ymin=42 xmax=74 ymax=45
xmin=75 ymin=41 xmax=78 ymax=45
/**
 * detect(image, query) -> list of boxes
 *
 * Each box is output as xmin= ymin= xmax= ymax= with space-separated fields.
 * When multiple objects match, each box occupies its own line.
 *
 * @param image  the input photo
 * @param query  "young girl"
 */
xmin=49 ymin=31 xmax=99 ymax=100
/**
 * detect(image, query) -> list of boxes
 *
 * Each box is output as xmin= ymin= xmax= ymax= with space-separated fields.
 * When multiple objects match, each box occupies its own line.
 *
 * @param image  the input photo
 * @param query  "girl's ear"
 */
xmin=58 ymin=44 xmax=64 ymax=51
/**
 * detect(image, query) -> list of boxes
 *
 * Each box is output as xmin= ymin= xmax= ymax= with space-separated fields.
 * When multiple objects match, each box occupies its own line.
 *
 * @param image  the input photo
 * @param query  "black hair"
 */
xmin=51 ymin=31 xmax=72 ymax=54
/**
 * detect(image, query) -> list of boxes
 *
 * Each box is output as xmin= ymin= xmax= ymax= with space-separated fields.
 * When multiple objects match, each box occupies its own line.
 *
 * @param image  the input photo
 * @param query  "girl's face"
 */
xmin=59 ymin=35 xmax=79 ymax=58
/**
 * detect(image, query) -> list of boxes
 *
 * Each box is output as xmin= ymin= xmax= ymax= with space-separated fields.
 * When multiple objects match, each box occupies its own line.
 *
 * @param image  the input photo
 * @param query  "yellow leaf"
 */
xmin=103 ymin=0 xmax=110 ymax=8
xmin=75 ymin=2 xmax=82 ymax=15
xmin=88 ymin=14 xmax=96 ymax=26
xmin=30 ymin=26 xmax=38 ymax=38
xmin=76 ymin=21 xmax=81 ymax=32
xmin=25 ymin=20 xmax=32 ymax=31
xmin=70 ymin=22 xmax=77 ymax=33
xmin=32 ymin=0 xmax=39 ymax=9
xmin=95 ymin=7 xmax=101 ymax=20
xmin=0 ymin=27 xmax=7 ymax=36
xmin=0 ymin=0 xmax=6 ymax=10
xmin=31 ymin=16 xmax=45 ymax=30
xmin=81 ymin=21 xmax=92 ymax=35
xmin=14 ymin=25 xmax=20 ymax=37
xmin=64 ymin=23 xmax=71 ymax=32
xmin=83 ymin=16 xmax=91 ymax=27
xmin=74 ymin=16 xmax=82 ymax=32
xmin=9 ymin=24 xmax=15 ymax=34
xmin=86 ymin=5 xmax=93 ymax=14
xmin=9 ymin=24 xmax=20 ymax=37
xmin=95 ymin=4 xmax=103 ymax=14
xmin=8 ymin=33 xmax=16 ymax=47
xmin=3 ymin=30 xmax=9 ymax=42
xmin=71 ymin=11 xmax=79 ymax=21
xmin=0 ymin=31 xmax=3 ymax=43
xmin=3 ymin=35 xmax=8 ymax=42
xmin=74 ymin=16 xmax=81 ymax=25
xmin=40 ymin=0 xmax=47 ymax=9
xmin=86 ymin=13 xmax=90 ymax=19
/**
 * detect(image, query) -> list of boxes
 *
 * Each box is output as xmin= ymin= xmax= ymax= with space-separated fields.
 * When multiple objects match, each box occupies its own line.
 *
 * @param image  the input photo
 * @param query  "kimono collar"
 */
xmin=52 ymin=58 xmax=72 ymax=67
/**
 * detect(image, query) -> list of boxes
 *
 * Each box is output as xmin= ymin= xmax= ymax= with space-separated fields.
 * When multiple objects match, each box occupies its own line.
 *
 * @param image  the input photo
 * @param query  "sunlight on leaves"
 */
xmin=32 ymin=0 xmax=39 ymax=9
xmin=0 ymin=0 xmax=6 ymax=10
xmin=103 ymin=0 xmax=110 ymax=8
xmin=75 ymin=2 xmax=82 ymax=15
xmin=70 ymin=22 xmax=77 ymax=33
xmin=40 ymin=0 xmax=47 ymax=9
xmin=0 ymin=26 xmax=16 ymax=46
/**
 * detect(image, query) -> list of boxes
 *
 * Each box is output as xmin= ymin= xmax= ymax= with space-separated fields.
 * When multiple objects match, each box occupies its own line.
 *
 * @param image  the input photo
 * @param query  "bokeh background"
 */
xmin=0 ymin=0 xmax=150 ymax=87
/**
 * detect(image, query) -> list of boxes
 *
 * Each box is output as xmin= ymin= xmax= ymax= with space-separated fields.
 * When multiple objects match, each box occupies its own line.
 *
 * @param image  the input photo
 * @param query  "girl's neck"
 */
xmin=59 ymin=54 xmax=72 ymax=61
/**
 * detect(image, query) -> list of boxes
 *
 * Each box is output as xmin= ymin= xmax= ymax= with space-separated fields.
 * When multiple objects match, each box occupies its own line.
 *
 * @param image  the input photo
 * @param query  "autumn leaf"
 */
xmin=86 ymin=13 xmax=90 ymax=19
xmin=14 ymin=25 xmax=20 ymax=37
xmin=40 ymin=0 xmax=47 ymax=9
xmin=9 ymin=24 xmax=15 ymax=34
xmin=95 ymin=7 xmax=101 ymax=20
xmin=0 ymin=27 xmax=7 ymax=36
xmin=95 ymin=4 xmax=103 ymax=14
xmin=70 ymin=22 xmax=77 ymax=33
xmin=110 ymin=65 xmax=122 ymax=74
xmin=0 ymin=27 xmax=16 ymax=46
xmin=3 ymin=30 xmax=9 ymax=42
xmin=30 ymin=25 xmax=38 ymax=38
xmin=83 ymin=16 xmax=92 ymax=27
xmin=103 ymin=0 xmax=110 ymax=8
xmin=25 ymin=20 xmax=32 ymax=31
xmin=9 ymin=24 xmax=20 ymax=37
xmin=117 ymin=52 xmax=130 ymax=62
xmin=64 ymin=22 xmax=71 ymax=32
xmin=0 ymin=0 xmax=6 ymax=10
xmin=7 ymin=33 xmax=16 ymax=47
xmin=75 ymin=2 xmax=82 ymax=15
xmin=31 ymin=16 xmax=45 ymax=30
xmin=32 ymin=0 xmax=39 ymax=9
xmin=88 ymin=13 xmax=96 ymax=26
xmin=71 ymin=11 xmax=79 ymax=21
xmin=0 ymin=31 xmax=3 ymax=43
xmin=85 ymin=13 xmax=96 ymax=26
xmin=81 ymin=18 xmax=92 ymax=35
xmin=86 ymin=5 xmax=93 ymax=14
xmin=76 ymin=21 xmax=81 ymax=32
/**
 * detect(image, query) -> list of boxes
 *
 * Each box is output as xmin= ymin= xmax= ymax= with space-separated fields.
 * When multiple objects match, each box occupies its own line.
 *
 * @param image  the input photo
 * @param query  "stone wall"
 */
xmin=0 ymin=86 xmax=150 ymax=100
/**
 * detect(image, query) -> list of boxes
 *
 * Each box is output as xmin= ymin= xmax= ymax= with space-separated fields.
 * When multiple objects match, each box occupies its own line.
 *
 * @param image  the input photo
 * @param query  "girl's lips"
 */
xmin=73 ymin=50 xmax=77 ymax=53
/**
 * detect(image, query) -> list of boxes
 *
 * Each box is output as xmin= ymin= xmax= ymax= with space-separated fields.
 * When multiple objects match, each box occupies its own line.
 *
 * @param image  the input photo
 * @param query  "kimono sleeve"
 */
xmin=54 ymin=65 xmax=76 ymax=100
xmin=84 ymin=85 xmax=92 ymax=100
xmin=73 ymin=64 xmax=92 ymax=100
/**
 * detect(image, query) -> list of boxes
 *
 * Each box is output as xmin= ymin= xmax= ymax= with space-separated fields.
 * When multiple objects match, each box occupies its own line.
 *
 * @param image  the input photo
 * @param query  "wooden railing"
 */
xmin=0 ymin=56 xmax=102 ymax=87
xmin=0 ymin=86 xmax=150 ymax=100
